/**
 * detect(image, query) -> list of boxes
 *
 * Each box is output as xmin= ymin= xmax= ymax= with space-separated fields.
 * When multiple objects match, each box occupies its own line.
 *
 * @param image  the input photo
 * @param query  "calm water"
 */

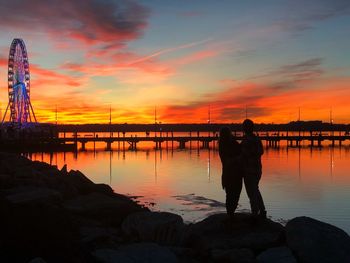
xmin=28 ymin=141 xmax=350 ymax=233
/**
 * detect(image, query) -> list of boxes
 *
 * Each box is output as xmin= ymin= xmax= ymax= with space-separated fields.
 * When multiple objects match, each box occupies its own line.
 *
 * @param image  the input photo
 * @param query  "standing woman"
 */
xmin=219 ymin=127 xmax=243 ymax=217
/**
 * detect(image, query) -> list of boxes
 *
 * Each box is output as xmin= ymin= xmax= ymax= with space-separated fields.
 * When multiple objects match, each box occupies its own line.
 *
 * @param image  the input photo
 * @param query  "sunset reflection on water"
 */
xmin=29 ymin=143 xmax=350 ymax=233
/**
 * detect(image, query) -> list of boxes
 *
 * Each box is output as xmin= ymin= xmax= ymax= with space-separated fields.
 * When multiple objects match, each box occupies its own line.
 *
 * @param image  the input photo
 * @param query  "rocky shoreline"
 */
xmin=0 ymin=153 xmax=349 ymax=263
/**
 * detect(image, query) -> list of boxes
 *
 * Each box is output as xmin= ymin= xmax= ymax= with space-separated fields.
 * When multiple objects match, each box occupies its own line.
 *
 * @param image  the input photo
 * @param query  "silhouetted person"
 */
xmin=219 ymin=127 xmax=242 ymax=217
xmin=241 ymin=119 xmax=266 ymax=219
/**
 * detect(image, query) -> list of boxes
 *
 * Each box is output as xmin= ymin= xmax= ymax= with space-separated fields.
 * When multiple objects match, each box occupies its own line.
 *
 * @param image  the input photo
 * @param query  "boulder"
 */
xmin=166 ymin=246 xmax=196 ymax=261
xmin=64 ymin=192 xmax=144 ymax=226
xmin=0 ymin=201 xmax=82 ymax=262
xmin=185 ymin=213 xmax=284 ymax=254
xmin=4 ymin=186 xmax=62 ymax=205
xmin=80 ymin=226 xmax=123 ymax=247
xmin=211 ymin=248 xmax=255 ymax=262
xmin=60 ymin=164 xmax=68 ymax=174
xmin=61 ymin=170 xmax=113 ymax=195
xmin=0 ymin=173 xmax=14 ymax=189
xmin=286 ymin=216 xmax=350 ymax=263
xmin=30 ymin=160 xmax=55 ymax=172
xmin=0 ymin=154 xmax=32 ymax=175
xmin=92 ymin=243 xmax=177 ymax=263
xmin=122 ymin=211 xmax=185 ymax=245
xmin=257 ymin=246 xmax=296 ymax=263
xmin=27 ymin=258 xmax=47 ymax=263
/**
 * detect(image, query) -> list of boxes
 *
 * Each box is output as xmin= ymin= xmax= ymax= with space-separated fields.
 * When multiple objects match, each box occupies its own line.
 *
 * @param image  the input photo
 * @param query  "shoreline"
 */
xmin=0 ymin=152 xmax=349 ymax=262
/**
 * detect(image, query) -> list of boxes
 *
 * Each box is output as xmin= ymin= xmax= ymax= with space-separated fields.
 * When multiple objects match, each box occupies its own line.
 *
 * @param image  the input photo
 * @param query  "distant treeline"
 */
xmin=56 ymin=121 xmax=350 ymax=133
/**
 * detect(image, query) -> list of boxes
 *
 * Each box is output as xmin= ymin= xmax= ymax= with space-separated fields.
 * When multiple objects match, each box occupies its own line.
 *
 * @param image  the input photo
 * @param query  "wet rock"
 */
xmin=92 ymin=243 xmax=177 ymax=263
xmin=286 ymin=216 xmax=350 ymax=263
xmin=122 ymin=211 xmax=186 ymax=245
xmin=257 ymin=246 xmax=296 ymax=263
xmin=186 ymin=213 xmax=284 ymax=254
xmin=64 ymin=192 xmax=144 ymax=226
xmin=211 ymin=248 xmax=255 ymax=263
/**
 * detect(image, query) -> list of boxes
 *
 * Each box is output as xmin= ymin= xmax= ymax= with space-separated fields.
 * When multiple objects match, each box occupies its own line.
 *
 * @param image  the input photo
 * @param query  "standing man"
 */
xmin=241 ymin=119 xmax=266 ymax=219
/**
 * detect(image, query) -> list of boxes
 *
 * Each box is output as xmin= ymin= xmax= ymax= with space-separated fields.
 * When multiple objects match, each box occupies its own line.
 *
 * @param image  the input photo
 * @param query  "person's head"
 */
xmin=219 ymin=126 xmax=232 ymax=143
xmin=243 ymin=119 xmax=254 ymax=134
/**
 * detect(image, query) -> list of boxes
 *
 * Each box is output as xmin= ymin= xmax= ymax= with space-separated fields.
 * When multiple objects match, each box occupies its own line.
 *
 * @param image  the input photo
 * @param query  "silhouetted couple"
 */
xmin=219 ymin=119 xmax=266 ymax=221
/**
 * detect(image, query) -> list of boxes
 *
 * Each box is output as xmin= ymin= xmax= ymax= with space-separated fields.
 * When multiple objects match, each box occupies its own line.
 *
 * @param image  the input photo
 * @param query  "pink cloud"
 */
xmin=0 ymin=0 xmax=149 ymax=50
xmin=172 ymin=49 xmax=219 ymax=66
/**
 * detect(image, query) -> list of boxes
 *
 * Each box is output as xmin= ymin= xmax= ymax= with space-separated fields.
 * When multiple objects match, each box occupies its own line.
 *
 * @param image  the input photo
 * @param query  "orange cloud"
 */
xmin=159 ymin=76 xmax=350 ymax=124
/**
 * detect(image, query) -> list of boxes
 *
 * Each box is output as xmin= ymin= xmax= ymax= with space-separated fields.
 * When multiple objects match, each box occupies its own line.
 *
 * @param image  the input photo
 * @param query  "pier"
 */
xmin=57 ymin=132 xmax=350 ymax=151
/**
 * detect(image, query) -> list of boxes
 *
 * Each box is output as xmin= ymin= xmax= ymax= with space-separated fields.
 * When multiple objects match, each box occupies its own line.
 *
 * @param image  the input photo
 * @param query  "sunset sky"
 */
xmin=0 ymin=0 xmax=349 ymax=124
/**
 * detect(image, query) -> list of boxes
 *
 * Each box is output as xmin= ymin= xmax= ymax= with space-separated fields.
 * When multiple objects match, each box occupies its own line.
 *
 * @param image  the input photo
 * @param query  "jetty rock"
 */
xmin=286 ymin=216 xmax=350 ymax=263
xmin=0 ymin=153 xmax=350 ymax=262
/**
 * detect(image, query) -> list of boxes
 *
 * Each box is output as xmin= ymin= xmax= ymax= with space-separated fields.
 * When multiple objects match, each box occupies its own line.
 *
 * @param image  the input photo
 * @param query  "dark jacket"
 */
xmin=219 ymin=138 xmax=241 ymax=188
xmin=241 ymin=133 xmax=263 ymax=176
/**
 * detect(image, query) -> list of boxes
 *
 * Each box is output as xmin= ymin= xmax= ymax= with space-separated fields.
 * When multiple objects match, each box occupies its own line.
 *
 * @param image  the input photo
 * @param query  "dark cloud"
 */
xmin=277 ymin=0 xmax=350 ymax=32
xmin=250 ymin=58 xmax=324 ymax=82
xmin=0 ymin=0 xmax=149 ymax=47
xmin=221 ymin=107 xmax=271 ymax=120
xmin=276 ymin=58 xmax=324 ymax=80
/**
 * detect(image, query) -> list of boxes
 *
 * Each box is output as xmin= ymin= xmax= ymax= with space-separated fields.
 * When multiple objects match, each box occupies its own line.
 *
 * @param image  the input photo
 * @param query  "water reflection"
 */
xmin=27 ymin=144 xmax=350 ymax=233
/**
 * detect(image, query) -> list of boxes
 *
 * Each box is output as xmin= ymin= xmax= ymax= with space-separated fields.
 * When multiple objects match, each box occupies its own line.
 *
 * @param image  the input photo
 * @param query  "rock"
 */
xmin=122 ymin=211 xmax=185 ymax=245
xmin=31 ymin=160 xmax=55 ymax=172
xmin=40 ymin=175 xmax=79 ymax=199
xmin=60 ymin=164 xmax=68 ymax=174
xmin=4 ymin=186 xmax=62 ymax=205
xmin=167 ymin=246 xmax=196 ymax=259
xmin=80 ymin=226 xmax=123 ymax=247
xmin=64 ymin=192 xmax=144 ymax=226
xmin=62 ymin=169 xmax=96 ymax=194
xmin=27 ymin=257 xmax=47 ymax=263
xmin=94 ymin=183 xmax=114 ymax=194
xmin=211 ymin=248 xmax=255 ymax=262
xmin=0 ymin=154 xmax=32 ymax=175
xmin=286 ymin=216 xmax=350 ymax=263
xmin=0 ymin=173 xmax=14 ymax=189
xmin=92 ymin=243 xmax=177 ymax=263
xmin=13 ymin=166 xmax=35 ymax=178
xmin=257 ymin=246 xmax=296 ymax=263
xmin=0 ymin=201 xmax=82 ymax=262
xmin=61 ymin=170 xmax=113 ymax=195
xmin=185 ymin=213 xmax=284 ymax=254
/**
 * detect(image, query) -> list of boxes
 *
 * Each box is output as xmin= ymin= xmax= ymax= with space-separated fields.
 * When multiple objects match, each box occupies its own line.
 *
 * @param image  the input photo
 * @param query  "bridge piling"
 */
xmin=106 ymin=141 xmax=112 ymax=151
xmin=81 ymin=141 xmax=86 ymax=151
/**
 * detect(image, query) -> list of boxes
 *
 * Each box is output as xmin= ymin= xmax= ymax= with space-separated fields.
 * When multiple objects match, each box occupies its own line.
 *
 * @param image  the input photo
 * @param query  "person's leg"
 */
xmin=225 ymin=186 xmax=235 ymax=217
xmin=256 ymin=174 xmax=266 ymax=218
xmin=243 ymin=174 xmax=259 ymax=215
xmin=231 ymin=174 xmax=243 ymax=213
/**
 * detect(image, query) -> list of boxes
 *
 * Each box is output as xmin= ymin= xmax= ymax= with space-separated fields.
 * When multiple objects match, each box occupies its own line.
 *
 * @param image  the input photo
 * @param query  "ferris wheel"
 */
xmin=2 ymin=38 xmax=37 ymax=126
